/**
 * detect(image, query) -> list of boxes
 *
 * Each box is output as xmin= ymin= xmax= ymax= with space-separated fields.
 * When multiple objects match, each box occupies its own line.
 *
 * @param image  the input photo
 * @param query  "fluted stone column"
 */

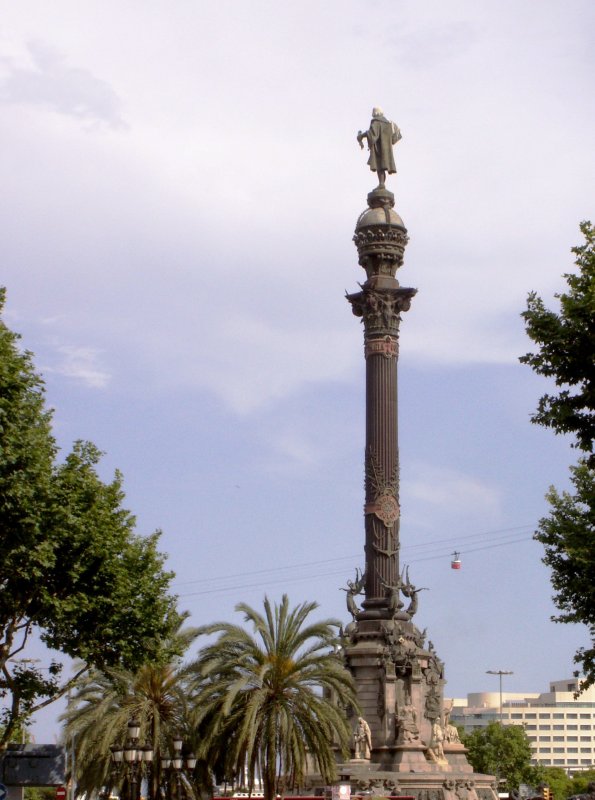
xmin=347 ymin=189 xmax=415 ymax=616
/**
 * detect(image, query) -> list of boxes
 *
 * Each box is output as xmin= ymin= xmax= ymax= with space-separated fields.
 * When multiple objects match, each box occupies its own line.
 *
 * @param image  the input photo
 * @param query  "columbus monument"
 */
xmin=330 ymin=109 xmax=498 ymax=800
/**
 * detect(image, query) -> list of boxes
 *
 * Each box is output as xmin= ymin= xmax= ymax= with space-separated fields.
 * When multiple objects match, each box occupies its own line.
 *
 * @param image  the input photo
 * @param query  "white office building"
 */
xmin=450 ymin=678 xmax=595 ymax=774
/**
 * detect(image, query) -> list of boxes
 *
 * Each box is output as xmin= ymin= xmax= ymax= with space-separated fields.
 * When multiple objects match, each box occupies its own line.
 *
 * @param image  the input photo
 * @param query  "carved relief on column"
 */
xmin=353 ymin=224 xmax=409 ymax=280
xmin=347 ymin=286 xmax=416 ymax=337
xmin=364 ymin=447 xmax=400 ymax=599
xmin=365 ymin=335 xmax=399 ymax=360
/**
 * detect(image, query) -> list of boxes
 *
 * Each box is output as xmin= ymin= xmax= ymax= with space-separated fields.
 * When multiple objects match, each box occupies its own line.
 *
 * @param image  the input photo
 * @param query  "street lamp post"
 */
xmin=110 ymin=719 xmax=154 ymax=800
xmin=486 ymin=669 xmax=514 ymax=724
xmin=160 ymin=737 xmax=197 ymax=800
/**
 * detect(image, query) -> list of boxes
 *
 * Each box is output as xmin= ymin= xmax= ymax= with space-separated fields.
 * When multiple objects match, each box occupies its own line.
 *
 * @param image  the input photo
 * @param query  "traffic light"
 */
xmin=542 ymin=786 xmax=552 ymax=800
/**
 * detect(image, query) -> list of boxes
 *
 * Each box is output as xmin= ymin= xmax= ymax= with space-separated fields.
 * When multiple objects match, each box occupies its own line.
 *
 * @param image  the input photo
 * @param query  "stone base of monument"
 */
xmin=321 ymin=610 xmax=499 ymax=800
xmin=392 ymin=745 xmax=439 ymax=772
xmin=303 ymin=762 xmax=498 ymax=800
xmin=443 ymin=745 xmax=475 ymax=772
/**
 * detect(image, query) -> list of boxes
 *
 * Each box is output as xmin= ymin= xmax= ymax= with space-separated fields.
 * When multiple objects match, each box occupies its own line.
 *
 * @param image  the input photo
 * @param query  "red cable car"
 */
xmin=451 ymin=551 xmax=461 ymax=569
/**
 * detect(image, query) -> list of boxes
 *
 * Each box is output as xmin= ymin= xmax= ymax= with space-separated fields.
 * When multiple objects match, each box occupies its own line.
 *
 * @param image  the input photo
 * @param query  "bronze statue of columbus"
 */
xmin=357 ymin=107 xmax=402 ymax=188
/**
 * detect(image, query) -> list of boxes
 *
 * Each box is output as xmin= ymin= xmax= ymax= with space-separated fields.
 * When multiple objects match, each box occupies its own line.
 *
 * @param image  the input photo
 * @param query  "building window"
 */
xmin=568 ymin=714 xmax=578 ymax=719
xmin=553 ymin=759 xmax=565 ymax=765
xmin=568 ymin=725 xmax=578 ymax=730
xmin=581 ymin=748 xmax=592 ymax=752
xmin=541 ymin=725 xmax=552 ymax=731
xmin=511 ymin=713 xmax=522 ymax=719
xmin=553 ymin=713 xmax=565 ymax=719
xmin=582 ymin=759 xmax=592 ymax=764
xmin=569 ymin=759 xmax=579 ymax=765
xmin=568 ymin=748 xmax=579 ymax=753
xmin=539 ymin=736 xmax=552 ymax=742
xmin=553 ymin=748 xmax=565 ymax=753
xmin=568 ymin=737 xmax=579 ymax=742
xmin=553 ymin=737 xmax=564 ymax=742
xmin=526 ymin=725 xmax=537 ymax=730
xmin=539 ymin=714 xmax=552 ymax=719
xmin=526 ymin=714 xmax=537 ymax=719
xmin=540 ymin=748 xmax=552 ymax=753
xmin=580 ymin=714 xmax=591 ymax=718
xmin=553 ymin=725 xmax=564 ymax=730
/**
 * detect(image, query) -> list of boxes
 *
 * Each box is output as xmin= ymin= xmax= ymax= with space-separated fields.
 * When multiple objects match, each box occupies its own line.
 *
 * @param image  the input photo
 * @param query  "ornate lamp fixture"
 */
xmin=109 ymin=719 xmax=153 ymax=800
xmin=160 ymin=736 xmax=197 ymax=800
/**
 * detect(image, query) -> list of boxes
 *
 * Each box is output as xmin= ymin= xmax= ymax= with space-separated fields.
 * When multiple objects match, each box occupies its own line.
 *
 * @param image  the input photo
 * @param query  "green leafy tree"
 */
xmin=0 ymin=290 xmax=181 ymax=746
xmin=535 ymin=462 xmax=595 ymax=687
xmin=191 ymin=595 xmax=357 ymax=800
xmin=62 ymin=623 xmax=203 ymax=800
xmin=463 ymin=722 xmax=540 ymax=792
xmin=520 ymin=223 xmax=595 ymax=689
xmin=568 ymin=769 xmax=595 ymax=797
xmin=24 ymin=789 xmax=56 ymax=800
xmin=539 ymin=767 xmax=573 ymax=800
xmin=520 ymin=221 xmax=595 ymax=465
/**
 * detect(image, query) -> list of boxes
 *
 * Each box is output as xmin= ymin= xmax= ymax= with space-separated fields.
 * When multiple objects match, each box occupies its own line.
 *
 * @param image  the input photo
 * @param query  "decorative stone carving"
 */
xmin=396 ymin=700 xmax=421 ymax=744
xmin=456 ymin=780 xmax=478 ymax=800
xmin=443 ymin=700 xmax=462 ymax=744
xmin=418 ymin=791 xmax=445 ymax=800
xmin=400 ymin=565 xmax=428 ymax=618
xmin=365 ymin=334 xmax=399 ymax=359
xmin=353 ymin=716 xmax=372 ymax=760
xmin=342 ymin=568 xmax=366 ymax=621
xmin=347 ymin=287 xmax=416 ymax=336
xmin=366 ymin=491 xmax=400 ymax=528
xmin=426 ymin=719 xmax=447 ymax=765
xmin=377 ymin=670 xmax=386 ymax=719
xmin=365 ymin=448 xmax=400 ymax=549
xmin=353 ymin=223 xmax=410 ymax=277
xmin=380 ymin=576 xmax=403 ymax=618
xmin=385 ymin=779 xmax=401 ymax=795
xmin=424 ymin=648 xmax=444 ymax=722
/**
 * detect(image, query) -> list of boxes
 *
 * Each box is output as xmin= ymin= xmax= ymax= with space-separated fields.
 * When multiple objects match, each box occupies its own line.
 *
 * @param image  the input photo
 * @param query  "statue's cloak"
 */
xmin=367 ymin=116 xmax=401 ymax=174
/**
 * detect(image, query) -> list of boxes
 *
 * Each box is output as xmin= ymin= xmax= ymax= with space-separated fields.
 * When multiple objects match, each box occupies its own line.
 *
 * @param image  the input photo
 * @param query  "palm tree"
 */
xmin=62 ymin=624 xmax=202 ymax=799
xmin=191 ymin=594 xmax=357 ymax=800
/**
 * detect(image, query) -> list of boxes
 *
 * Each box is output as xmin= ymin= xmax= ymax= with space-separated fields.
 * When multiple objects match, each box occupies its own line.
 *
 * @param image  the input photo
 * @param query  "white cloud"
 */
xmin=266 ymin=429 xmax=324 ymax=474
xmin=0 ymin=39 xmax=126 ymax=129
xmin=44 ymin=345 xmax=111 ymax=389
xmin=168 ymin=313 xmax=359 ymax=415
xmin=403 ymin=463 xmax=501 ymax=518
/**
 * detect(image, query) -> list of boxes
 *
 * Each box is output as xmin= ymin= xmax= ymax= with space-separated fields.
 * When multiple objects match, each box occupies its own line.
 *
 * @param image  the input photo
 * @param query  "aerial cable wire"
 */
xmin=176 ymin=532 xmax=535 ymax=598
xmin=173 ymin=522 xmax=535 ymax=589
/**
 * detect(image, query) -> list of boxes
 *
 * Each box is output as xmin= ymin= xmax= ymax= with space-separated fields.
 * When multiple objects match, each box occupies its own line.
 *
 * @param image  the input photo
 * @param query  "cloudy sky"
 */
xmin=1 ymin=0 xmax=594 ymax=741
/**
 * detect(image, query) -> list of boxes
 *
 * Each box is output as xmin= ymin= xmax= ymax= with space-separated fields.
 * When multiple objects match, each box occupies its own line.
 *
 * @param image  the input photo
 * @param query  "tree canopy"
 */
xmin=520 ymin=221 xmax=595 ymax=465
xmin=463 ymin=722 xmax=540 ymax=792
xmin=191 ymin=595 xmax=357 ymax=800
xmin=520 ymin=223 xmax=595 ymax=690
xmin=0 ymin=289 xmax=181 ymax=745
xmin=536 ymin=461 xmax=595 ymax=687
xmin=540 ymin=767 xmax=573 ymax=800
xmin=62 ymin=622 xmax=202 ymax=800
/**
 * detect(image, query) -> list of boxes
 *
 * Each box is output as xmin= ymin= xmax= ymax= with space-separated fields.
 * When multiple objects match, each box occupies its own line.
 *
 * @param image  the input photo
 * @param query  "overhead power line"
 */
xmin=174 ymin=522 xmax=535 ymax=589
xmin=176 ymin=529 xmax=536 ymax=599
